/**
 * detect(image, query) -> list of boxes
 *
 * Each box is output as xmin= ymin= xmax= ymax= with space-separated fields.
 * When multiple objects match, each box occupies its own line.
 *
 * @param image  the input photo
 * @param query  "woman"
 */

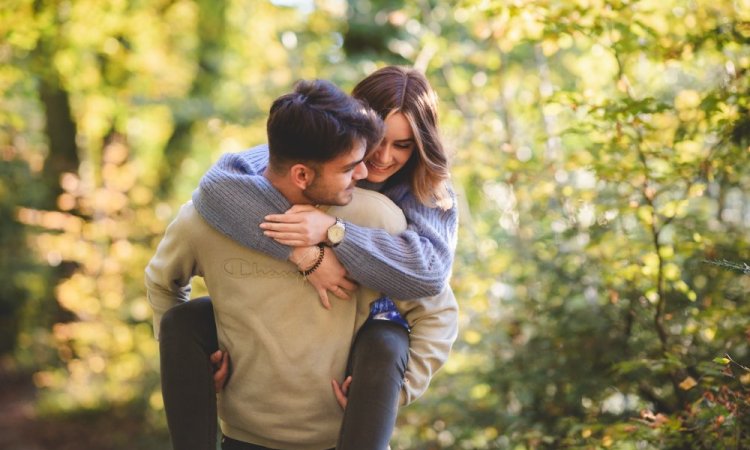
xmin=169 ymin=66 xmax=457 ymax=449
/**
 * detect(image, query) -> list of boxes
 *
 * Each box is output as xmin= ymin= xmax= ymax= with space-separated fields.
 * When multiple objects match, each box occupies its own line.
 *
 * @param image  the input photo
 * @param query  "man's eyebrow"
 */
xmin=343 ymin=157 xmax=365 ymax=170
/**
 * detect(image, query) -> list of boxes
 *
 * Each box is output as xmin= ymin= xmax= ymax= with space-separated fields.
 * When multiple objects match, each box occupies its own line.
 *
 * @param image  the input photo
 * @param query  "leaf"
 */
xmin=679 ymin=376 xmax=697 ymax=390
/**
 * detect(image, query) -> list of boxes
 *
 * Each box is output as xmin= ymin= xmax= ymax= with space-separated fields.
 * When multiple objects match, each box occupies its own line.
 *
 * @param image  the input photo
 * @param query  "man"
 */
xmin=146 ymin=79 xmax=458 ymax=449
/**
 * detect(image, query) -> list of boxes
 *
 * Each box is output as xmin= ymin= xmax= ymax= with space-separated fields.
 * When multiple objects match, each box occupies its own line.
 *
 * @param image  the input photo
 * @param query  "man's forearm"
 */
xmin=398 ymin=287 xmax=459 ymax=405
xmin=145 ymin=202 xmax=200 ymax=339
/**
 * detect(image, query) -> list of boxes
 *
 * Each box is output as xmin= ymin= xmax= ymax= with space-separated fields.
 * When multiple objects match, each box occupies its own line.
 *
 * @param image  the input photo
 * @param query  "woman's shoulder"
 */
xmin=384 ymin=180 xmax=457 ymax=213
xmin=381 ymin=180 xmax=413 ymax=203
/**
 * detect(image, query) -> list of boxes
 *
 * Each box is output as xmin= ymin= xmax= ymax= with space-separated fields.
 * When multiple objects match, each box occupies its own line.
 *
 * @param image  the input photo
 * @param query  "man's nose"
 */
xmin=353 ymin=160 xmax=368 ymax=180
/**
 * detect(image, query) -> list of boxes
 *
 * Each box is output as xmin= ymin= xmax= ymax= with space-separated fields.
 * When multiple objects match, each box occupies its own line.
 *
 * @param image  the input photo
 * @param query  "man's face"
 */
xmin=303 ymin=139 xmax=368 ymax=206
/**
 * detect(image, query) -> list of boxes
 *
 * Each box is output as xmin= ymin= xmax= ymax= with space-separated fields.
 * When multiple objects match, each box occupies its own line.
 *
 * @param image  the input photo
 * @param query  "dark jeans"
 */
xmin=159 ymin=297 xmax=409 ymax=450
xmin=221 ymin=435 xmax=278 ymax=450
xmin=222 ymin=435 xmax=328 ymax=450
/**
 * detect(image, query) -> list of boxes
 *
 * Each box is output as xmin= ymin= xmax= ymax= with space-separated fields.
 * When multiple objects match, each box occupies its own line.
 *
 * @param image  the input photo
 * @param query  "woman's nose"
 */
xmin=374 ymin=145 xmax=391 ymax=162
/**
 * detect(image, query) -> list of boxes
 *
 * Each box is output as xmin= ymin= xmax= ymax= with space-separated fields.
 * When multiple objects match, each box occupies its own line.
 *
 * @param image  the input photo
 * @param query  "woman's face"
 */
xmin=365 ymin=112 xmax=415 ymax=183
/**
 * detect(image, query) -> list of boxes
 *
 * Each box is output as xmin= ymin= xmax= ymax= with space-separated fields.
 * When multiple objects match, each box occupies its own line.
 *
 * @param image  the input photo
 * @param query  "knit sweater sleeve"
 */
xmin=192 ymin=145 xmax=292 ymax=261
xmin=194 ymin=146 xmax=458 ymax=300
xmin=333 ymin=184 xmax=458 ymax=299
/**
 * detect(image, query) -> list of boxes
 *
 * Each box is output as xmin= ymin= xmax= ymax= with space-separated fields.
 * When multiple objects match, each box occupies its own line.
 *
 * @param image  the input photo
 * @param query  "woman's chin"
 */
xmin=366 ymin=173 xmax=389 ymax=183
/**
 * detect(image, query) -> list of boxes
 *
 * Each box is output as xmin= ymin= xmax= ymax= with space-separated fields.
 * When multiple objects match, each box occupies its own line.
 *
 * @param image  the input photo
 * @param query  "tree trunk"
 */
xmin=38 ymin=71 xmax=79 ymax=210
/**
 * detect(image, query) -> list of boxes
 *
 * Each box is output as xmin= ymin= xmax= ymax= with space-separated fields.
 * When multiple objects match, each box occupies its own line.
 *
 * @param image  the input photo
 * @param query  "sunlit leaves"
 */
xmin=378 ymin=0 xmax=750 ymax=448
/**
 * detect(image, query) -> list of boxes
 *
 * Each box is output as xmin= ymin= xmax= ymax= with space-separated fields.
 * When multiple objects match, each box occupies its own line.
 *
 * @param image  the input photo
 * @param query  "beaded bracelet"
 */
xmin=291 ymin=245 xmax=320 ymax=269
xmin=299 ymin=244 xmax=325 ymax=279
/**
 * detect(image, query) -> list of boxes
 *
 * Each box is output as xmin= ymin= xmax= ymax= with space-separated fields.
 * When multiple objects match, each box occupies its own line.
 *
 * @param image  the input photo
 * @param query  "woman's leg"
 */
xmin=337 ymin=320 xmax=410 ymax=450
xmin=159 ymin=296 xmax=219 ymax=450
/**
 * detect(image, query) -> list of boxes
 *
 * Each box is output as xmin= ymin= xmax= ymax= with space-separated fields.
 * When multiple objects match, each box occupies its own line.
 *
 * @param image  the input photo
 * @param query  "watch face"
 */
xmin=328 ymin=224 xmax=345 ymax=244
xmin=328 ymin=219 xmax=345 ymax=244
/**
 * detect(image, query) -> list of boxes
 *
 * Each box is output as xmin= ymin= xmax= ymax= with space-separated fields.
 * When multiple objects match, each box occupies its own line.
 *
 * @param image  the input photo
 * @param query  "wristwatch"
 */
xmin=326 ymin=217 xmax=346 ymax=246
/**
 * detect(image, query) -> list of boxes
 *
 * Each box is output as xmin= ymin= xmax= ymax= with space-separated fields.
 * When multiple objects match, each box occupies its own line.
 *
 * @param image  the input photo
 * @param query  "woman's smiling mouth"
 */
xmin=366 ymin=161 xmax=394 ymax=172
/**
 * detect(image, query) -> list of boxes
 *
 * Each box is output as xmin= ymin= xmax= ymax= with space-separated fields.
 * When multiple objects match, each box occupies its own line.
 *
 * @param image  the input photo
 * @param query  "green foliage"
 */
xmin=0 ymin=155 xmax=51 ymax=355
xmin=1 ymin=0 xmax=749 ymax=448
xmin=358 ymin=0 xmax=750 ymax=448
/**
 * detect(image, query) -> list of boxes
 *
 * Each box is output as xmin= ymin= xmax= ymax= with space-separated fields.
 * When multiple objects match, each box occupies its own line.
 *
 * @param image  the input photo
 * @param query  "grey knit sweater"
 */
xmin=192 ymin=145 xmax=458 ymax=299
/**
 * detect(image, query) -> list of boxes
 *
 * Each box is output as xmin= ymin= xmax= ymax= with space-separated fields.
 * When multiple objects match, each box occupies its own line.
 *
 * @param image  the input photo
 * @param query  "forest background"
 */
xmin=1 ymin=0 xmax=749 ymax=449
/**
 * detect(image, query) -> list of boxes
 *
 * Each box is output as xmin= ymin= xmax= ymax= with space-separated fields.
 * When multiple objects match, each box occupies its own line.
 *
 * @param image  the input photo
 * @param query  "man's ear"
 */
xmin=289 ymin=163 xmax=315 ymax=190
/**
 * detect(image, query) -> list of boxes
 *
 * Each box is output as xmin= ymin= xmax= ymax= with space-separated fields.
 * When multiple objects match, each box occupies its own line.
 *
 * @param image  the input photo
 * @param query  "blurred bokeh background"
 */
xmin=1 ymin=0 xmax=749 ymax=448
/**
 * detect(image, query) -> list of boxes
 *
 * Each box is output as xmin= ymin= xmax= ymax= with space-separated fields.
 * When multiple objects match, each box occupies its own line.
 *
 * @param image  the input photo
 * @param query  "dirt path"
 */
xmin=0 ymin=370 xmax=169 ymax=450
xmin=0 ymin=372 xmax=44 ymax=450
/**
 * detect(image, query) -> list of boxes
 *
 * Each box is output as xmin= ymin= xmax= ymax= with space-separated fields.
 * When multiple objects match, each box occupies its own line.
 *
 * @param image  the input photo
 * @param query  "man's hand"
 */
xmin=261 ymin=205 xmax=335 ymax=246
xmin=331 ymin=376 xmax=353 ymax=410
xmin=210 ymin=350 xmax=230 ymax=393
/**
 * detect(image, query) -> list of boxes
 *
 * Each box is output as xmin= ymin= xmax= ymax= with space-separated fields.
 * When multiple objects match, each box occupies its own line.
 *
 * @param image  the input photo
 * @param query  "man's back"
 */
xmin=146 ymin=188 xmax=407 ymax=449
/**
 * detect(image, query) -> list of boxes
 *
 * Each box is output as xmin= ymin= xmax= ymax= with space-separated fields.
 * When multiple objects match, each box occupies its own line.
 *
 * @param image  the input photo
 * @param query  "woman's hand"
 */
xmin=303 ymin=248 xmax=358 ymax=309
xmin=331 ymin=376 xmax=353 ymax=410
xmin=210 ymin=350 xmax=230 ymax=393
xmin=260 ymin=205 xmax=336 ymax=246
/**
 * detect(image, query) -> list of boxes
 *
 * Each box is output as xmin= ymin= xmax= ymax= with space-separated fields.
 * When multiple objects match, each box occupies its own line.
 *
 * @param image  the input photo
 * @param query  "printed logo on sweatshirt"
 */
xmin=223 ymin=258 xmax=299 ymax=279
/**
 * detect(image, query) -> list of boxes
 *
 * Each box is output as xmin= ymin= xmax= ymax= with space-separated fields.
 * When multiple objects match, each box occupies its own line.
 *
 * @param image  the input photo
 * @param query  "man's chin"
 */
xmin=311 ymin=188 xmax=355 ymax=207
xmin=338 ymin=191 xmax=354 ymax=206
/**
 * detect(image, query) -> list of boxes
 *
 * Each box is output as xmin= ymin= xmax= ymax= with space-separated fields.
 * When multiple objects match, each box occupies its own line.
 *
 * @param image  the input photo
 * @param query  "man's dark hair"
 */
xmin=266 ymin=79 xmax=384 ymax=171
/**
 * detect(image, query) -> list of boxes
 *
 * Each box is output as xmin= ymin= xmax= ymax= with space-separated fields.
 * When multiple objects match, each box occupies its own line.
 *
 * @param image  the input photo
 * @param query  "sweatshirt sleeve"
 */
xmin=192 ymin=145 xmax=293 ymax=262
xmin=397 ymin=286 xmax=460 ymax=406
xmin=333 ymin=185 xmax=458 ymax=299
xmin=144 ymin=203 xmax=200 ymax=339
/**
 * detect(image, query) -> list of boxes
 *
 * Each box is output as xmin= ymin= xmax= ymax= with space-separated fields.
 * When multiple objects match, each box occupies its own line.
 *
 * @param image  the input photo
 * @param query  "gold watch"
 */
xmin=326 ymin=217 xmax=346 ymax=246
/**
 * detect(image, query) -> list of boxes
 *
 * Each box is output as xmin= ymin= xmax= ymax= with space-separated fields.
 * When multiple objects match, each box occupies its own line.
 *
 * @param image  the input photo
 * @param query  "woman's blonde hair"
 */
xmin=352 ymin=66 xmax=452 ymax=210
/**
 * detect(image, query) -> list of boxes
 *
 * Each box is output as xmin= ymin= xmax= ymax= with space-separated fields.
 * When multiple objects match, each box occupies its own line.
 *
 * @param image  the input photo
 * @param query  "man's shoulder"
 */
xmin=330 ymin=188 xmax=407 ymax=234
xmin=166 ymin=201 xmax=214 ymax=236
xmin=175 ymin=200 xmax=199 ymax=221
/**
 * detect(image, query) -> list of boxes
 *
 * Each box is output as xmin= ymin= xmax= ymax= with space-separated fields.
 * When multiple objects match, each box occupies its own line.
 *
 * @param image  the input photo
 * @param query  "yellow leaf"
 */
xmin=470 ymin=383 xmax=491 ymax=399
xmin=679 ymin=376 xmax=697 ymax=390
xmin=675 ymin=89 xmax=701 ymax=110
xmin=464 ymin=330 xmax=482 ymax=345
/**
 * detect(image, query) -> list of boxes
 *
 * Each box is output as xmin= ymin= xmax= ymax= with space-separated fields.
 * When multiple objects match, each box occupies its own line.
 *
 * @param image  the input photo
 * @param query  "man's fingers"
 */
xmin=213 ymin=352 xmax=230 ymax=393
xmin=214 ymin=357 xmax=228 ymax=381
xmin=341 ymin=375 xmax=353 ymax=395
xmin=210 ymin=350 xmax=223 ymax=365
xmin=331 ymin=379 xmax=348 ymax=410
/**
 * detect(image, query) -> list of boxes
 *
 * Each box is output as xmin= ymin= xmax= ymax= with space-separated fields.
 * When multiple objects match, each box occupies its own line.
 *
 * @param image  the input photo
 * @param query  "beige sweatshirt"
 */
xmin=145 ymin=187 xmax=458 ymax=450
